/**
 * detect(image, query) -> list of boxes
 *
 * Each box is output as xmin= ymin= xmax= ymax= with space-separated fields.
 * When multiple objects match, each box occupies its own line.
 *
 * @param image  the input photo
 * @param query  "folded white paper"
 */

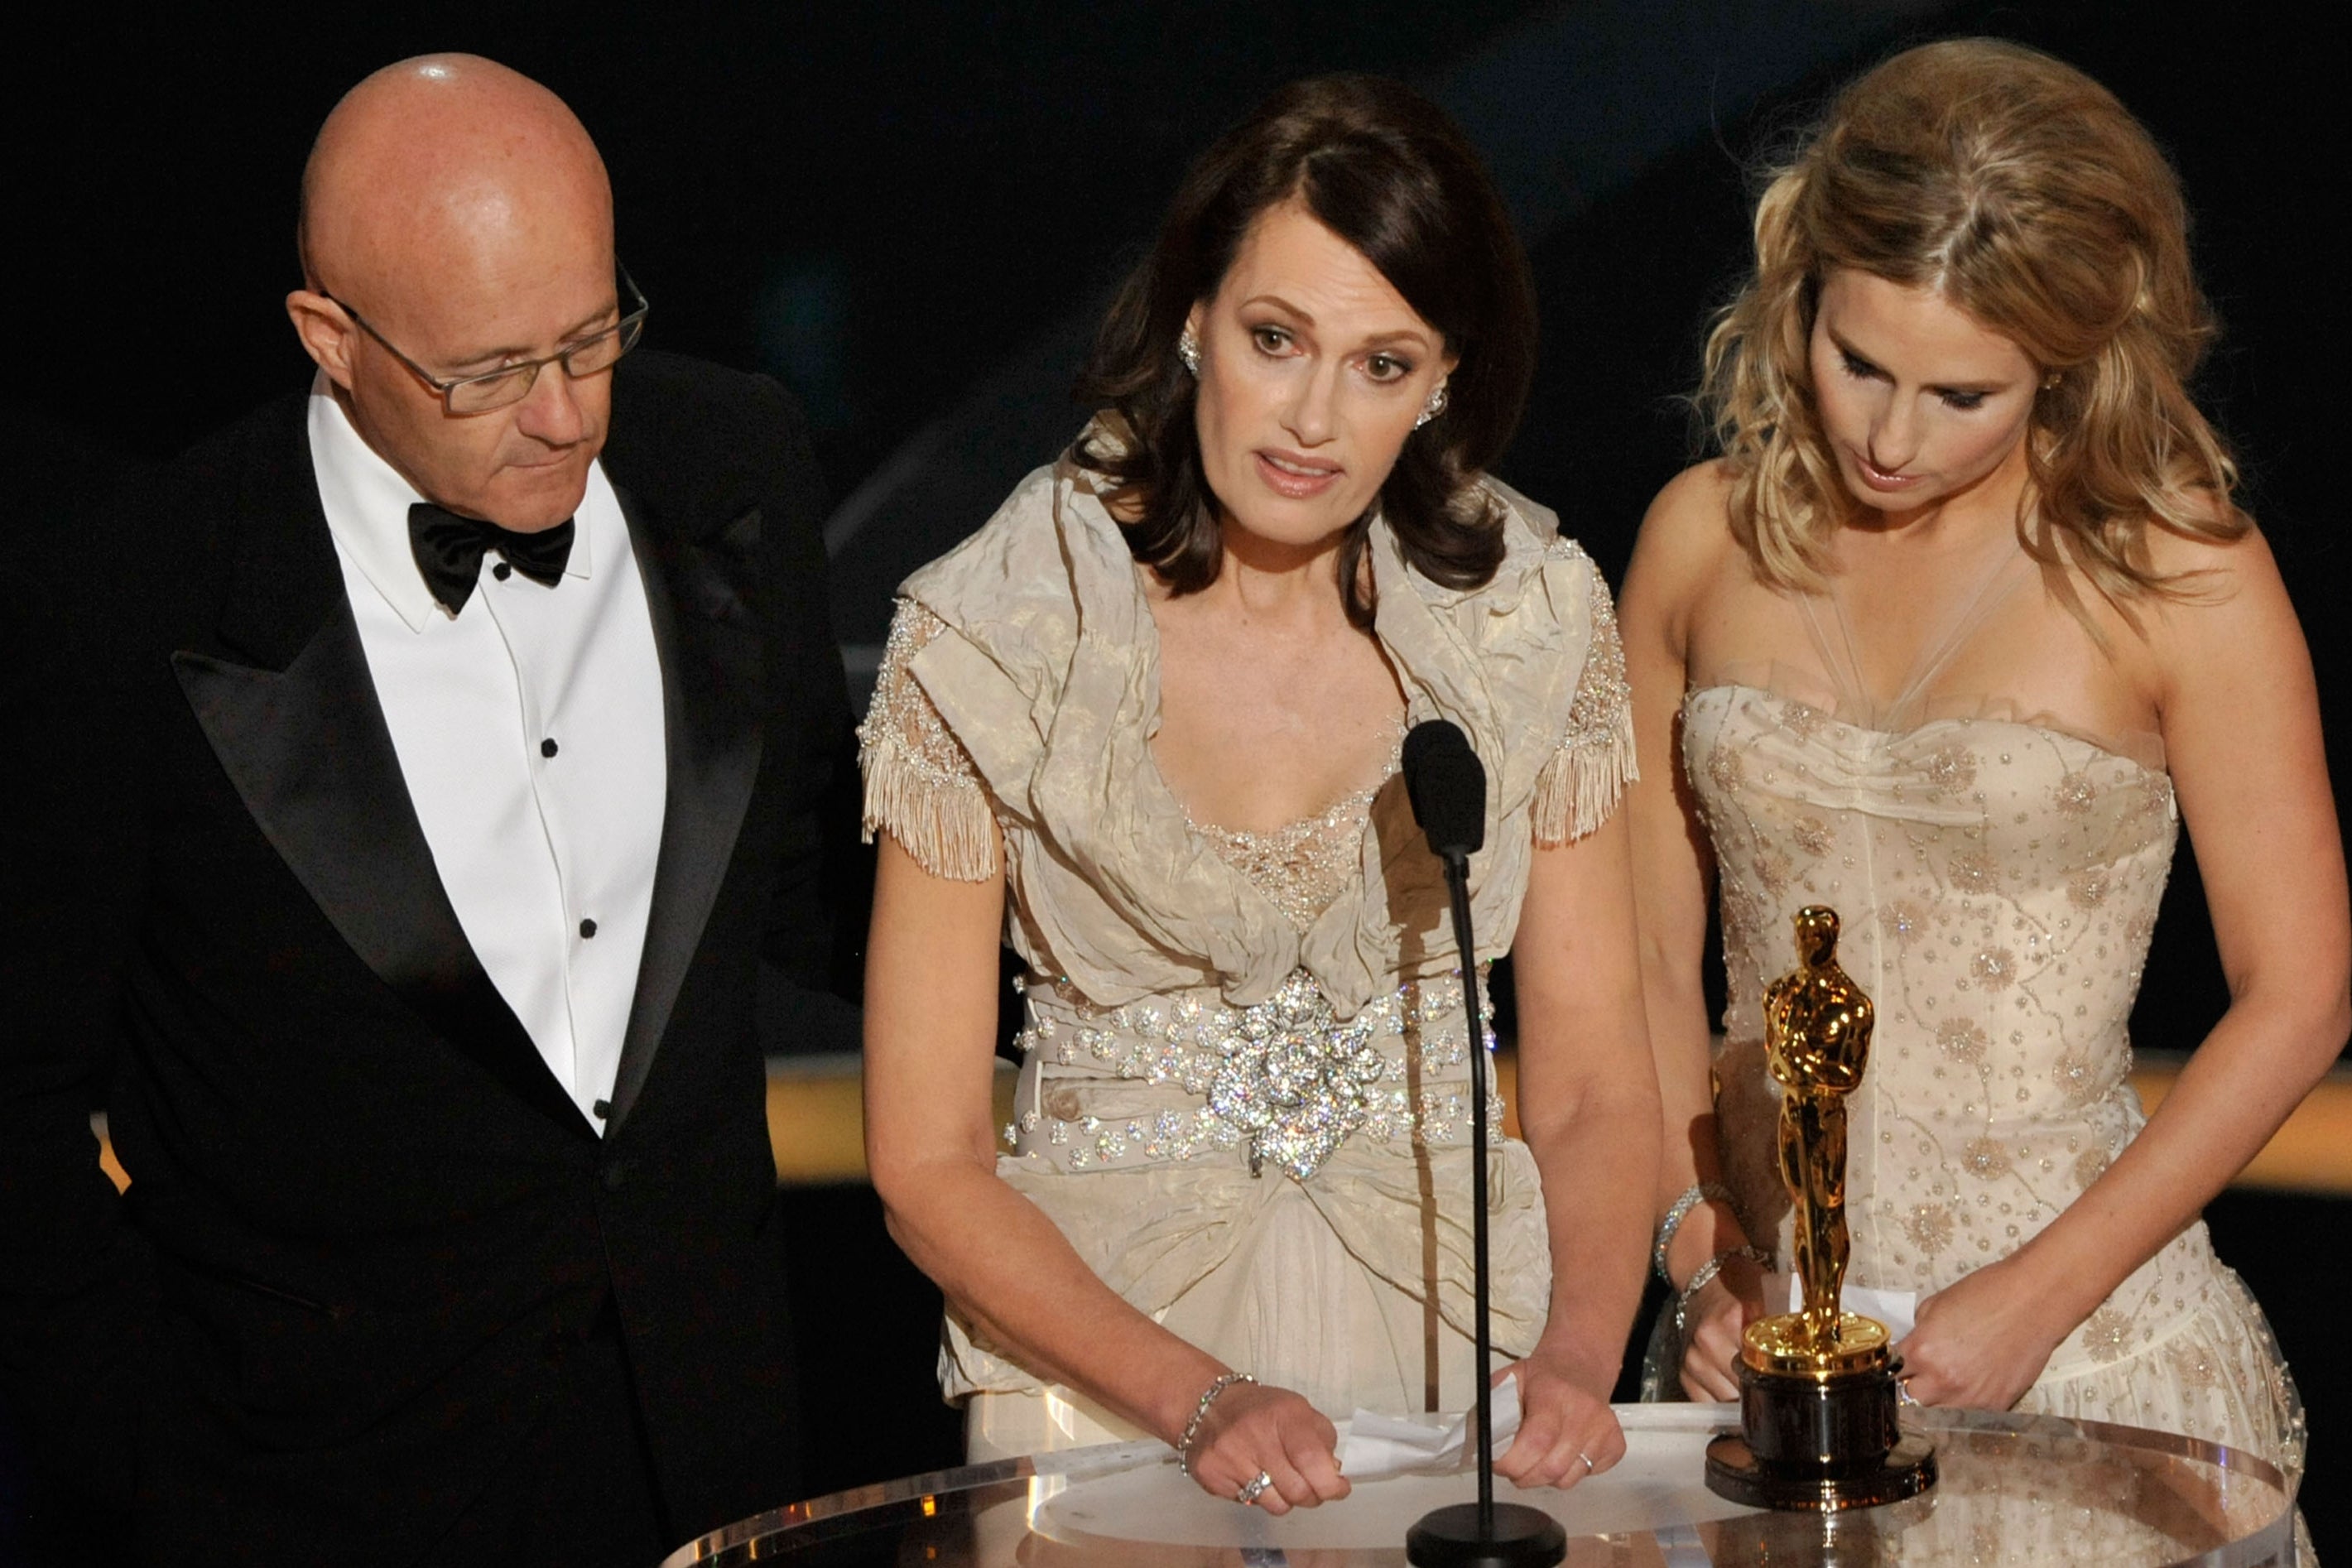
xmin=1334 ymin=1373 xmax=1522 ymax=1481
xmin=1785 ymin=1271 xmax=1917 ymax=1343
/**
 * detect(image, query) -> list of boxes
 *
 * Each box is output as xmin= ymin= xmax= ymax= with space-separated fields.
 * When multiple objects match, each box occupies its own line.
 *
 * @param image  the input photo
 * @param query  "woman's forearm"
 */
xmin=2007 ymin=517 xmax=2347 ymax=1329
xmin=1509 ymin=810 xmax=1665 ymax=1379
xmin=864 ymin=834 xmax=1229 ymax=1445
xmin=2003 ymin=986 xmax=2349 ymax=1331
xmin=1641 ymin=961 xmax=1758 ymax=1286
xmin=874 ymin=1152 xmax=1225 ymax=1443
xmin=1520 ymin=1070 xmax=1660 ymax=1380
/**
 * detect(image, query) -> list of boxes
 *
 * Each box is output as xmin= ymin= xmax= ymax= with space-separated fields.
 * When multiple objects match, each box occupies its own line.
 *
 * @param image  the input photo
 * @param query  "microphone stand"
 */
xmin=1455 ymin=868 xmax=1503 ymax=1527
xmin=1405 ymin=768 xmax=1566 ymax=1568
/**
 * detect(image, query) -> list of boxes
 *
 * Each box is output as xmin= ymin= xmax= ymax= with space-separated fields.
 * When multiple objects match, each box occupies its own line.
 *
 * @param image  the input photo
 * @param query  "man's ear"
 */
xmin=286 ymin=289 xmax=357 ymax=390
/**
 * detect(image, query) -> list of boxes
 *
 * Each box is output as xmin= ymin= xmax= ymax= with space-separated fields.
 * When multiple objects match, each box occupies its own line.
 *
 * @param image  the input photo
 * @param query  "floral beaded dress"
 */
xmin=858 ymin=431 xmax=1635 ymax=1457
xmin=1667 ymin=547 xmax=2306 ymax=1489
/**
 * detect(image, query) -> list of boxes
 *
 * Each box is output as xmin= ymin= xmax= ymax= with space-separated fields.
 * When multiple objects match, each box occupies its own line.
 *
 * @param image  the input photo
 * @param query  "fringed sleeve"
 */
xmin=857 ymin=599 xmax=1001 ymax=881
xmin=1530 ymin=560 xmax=1638 ymax=847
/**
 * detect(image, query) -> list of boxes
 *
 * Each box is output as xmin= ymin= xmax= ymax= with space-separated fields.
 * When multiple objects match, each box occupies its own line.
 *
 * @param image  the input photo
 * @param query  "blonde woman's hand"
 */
xmin=1895 ymin=1254 xmax=2068 ymax=1411
xmin=1678 ymin=1248 xmax=1770 ymax=1402
xmin=1185 ymin=1382 xmax=1350 ymax=1513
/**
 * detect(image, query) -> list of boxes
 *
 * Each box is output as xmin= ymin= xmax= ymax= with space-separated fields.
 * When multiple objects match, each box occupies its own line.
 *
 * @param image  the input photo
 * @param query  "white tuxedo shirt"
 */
xmin=307 ymin=379 xmax=666 ymax=1129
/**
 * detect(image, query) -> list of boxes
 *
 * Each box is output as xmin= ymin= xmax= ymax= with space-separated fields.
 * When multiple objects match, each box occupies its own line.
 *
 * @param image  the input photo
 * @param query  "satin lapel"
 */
xmin=605 ymin=494 xmax=766 ymax=1131
xmin=172 ymin=600 xmax=594 ymax=1141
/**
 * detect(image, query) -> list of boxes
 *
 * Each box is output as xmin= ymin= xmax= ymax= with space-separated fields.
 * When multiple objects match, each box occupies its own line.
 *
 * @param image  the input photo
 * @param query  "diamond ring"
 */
xmin=1236 ymin=1469 xmax=1274 ymax=1505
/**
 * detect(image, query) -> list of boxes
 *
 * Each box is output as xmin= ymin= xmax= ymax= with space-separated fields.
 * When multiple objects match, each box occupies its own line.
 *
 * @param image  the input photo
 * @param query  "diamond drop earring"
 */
xmin=1178 ymin=327 xmax=1201 ymax=377
xmin=1414 ymin=379 xmax=1450 ymax=430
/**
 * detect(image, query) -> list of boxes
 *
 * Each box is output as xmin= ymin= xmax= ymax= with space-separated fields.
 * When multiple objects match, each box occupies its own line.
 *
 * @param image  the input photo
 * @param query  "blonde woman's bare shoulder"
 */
xmin=1625 ymin=460 xmax=1741 ymax=597
xmin=2129 ymin=517 xmax=2310 ymax=703
xmin=2099 ymin=508 xmax=2285 ymax=645
xmin=1644 ymin=459 xmax=1739 ymax=530
xmin=2137 ymin=507 xmax=2279 ymax=596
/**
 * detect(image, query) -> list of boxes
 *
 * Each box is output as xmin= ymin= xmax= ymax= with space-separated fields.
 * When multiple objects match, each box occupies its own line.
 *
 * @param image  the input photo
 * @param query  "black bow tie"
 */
xmin=407 ymin=503 xmax=576 ymax=616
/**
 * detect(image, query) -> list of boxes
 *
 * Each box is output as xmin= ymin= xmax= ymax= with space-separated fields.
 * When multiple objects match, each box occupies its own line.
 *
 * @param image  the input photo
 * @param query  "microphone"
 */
xmin=1401 ymin=720 xmax=1566 ymax=1568
xmin=1403 ymin=719 xmax=1486 ymax=866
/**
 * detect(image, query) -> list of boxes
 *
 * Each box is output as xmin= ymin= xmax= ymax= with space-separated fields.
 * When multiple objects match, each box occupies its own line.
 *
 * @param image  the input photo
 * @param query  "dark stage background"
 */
xmin=5 ymin=0 xmax=2345 ymax=1556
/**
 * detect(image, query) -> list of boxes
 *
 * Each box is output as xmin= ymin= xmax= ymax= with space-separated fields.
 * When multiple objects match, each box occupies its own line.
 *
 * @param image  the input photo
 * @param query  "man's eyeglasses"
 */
xmin=325 ymin=267 xmax=650 ymax=415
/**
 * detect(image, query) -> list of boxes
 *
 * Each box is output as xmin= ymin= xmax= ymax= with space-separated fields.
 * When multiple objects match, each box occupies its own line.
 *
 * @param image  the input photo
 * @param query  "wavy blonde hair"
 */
xmin=1700 ymin=37 xmax=2248 ymax=603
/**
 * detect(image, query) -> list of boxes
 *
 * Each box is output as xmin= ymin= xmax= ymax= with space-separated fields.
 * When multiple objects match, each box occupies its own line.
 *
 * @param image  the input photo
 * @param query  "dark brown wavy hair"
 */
xmin=1078 ymin=74 xmax=1537 ymax=628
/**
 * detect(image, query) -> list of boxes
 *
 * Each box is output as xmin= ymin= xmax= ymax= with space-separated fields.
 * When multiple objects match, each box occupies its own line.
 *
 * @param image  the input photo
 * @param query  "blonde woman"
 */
xmin=1621 ymin=35 xmax=2343 ymax=1493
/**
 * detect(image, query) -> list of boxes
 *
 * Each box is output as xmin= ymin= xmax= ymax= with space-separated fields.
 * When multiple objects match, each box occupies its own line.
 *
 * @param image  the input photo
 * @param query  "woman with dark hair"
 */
xmin=861 ymin=75 xmax=1658 ymax=1512
xmin=1621 ymin=36 xmax=2339 ymax=1495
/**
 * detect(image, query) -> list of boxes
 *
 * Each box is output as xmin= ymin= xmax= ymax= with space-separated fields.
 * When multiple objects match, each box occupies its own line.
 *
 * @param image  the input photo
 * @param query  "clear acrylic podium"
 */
xmin=660 ymin=1403 xmax=2296 ymax=1566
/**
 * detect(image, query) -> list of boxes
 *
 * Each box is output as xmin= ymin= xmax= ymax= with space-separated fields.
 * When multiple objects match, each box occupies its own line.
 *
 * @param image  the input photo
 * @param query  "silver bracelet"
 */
xmin=1652 ymin=1182 xmax=1737 ymax=1282
xmin=1176 ymin=1371 xmax=1257 ymax=1477
xmin=1672 ymin=1244 xmax=1768 ymax=1337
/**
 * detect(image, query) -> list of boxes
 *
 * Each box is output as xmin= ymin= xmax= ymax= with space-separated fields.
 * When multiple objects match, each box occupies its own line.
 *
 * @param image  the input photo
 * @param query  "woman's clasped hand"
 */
xmin=1181 ymin=1379 xmax=1350 ymax=1513
xmin=1670 ymin=1250 xmax=1771 ymax=1406
xmin=1890 ymin=1253 xmax=2077 ymax=1414
xmin=1179 ymin=1356 xmax=1631 ymax=1509
xmin=1493 ymin=1345 xmax=1628 ymax=1490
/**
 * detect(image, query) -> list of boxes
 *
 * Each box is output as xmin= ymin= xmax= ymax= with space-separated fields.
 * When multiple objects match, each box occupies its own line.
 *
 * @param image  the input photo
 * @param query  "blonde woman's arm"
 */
xmin=1619 ymin=466 xmax=1770 ymax=1400
xmin=1897 ymin=526 xmax=2350 ymax=1407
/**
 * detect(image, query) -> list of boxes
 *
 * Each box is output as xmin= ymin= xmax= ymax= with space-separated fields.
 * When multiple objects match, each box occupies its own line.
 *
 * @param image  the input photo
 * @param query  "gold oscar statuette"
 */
xmin=1704 ymin=906 xmax=1937 ymax=1511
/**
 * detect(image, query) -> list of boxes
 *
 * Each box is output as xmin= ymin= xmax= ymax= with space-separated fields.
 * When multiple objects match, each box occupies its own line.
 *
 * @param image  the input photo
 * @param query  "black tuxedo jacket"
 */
xmin=0 ymin=353 xmax=850 ymax=1564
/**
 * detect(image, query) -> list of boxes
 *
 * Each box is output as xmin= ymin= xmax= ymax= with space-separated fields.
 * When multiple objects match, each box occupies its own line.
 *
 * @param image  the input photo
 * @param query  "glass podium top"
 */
xmin=661 ymin=1404 xmax=2295 ymax=1567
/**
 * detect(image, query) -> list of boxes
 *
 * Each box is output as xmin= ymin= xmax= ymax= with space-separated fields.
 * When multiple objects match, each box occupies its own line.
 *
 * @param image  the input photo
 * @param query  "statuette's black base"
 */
xmin=1705 ymin=1356 xmax=1937 ymax=1511
xmin=1406 ymin=1502 xmax=1568 ymax=1567
xmin=1705 ymin=1431 xmax=1937 ymax=1511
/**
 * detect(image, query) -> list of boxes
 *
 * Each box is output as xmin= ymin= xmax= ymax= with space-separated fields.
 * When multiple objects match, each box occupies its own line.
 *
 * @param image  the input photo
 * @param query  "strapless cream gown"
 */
xmin=1659 ymin=548 xmax=2306 ymax=1502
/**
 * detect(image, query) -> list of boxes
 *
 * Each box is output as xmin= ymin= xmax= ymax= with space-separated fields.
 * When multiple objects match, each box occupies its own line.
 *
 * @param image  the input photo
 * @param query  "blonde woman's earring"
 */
xmin=1415 ymin=379 xmax=1450 ymax=430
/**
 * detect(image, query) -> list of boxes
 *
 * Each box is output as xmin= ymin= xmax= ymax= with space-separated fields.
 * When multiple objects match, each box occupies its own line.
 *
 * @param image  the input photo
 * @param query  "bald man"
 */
xmin=0 ymin=57 xmax=849 ymax=1566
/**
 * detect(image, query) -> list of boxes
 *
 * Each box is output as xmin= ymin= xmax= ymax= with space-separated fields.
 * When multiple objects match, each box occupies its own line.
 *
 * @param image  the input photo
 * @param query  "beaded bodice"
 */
xmin=1184 ymin=725 xmax=1403 ymax=932
xmin=1686 ymin=681 xmax=2197 ymax=1373
xmin=1667 ymin=541 xmax=2311 ymax=1405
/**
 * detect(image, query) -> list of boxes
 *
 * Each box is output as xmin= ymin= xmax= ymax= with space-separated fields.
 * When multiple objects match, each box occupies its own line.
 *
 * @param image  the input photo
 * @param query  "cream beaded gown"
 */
xmin=859 ymin=431 xmax=1635 ymax=1458
xmin=1665 ymin=546 xmax=2306 ymax=1488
